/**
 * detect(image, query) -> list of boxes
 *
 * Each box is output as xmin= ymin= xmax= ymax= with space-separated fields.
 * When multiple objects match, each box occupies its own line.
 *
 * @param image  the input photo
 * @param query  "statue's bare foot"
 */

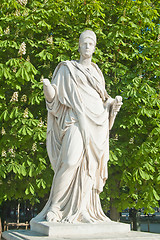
xmin=61 ymin=216 xmax=74 ymax=223
xmin=46 ymin=211 xmax=58 ymax=222
xmin=80 ymin=210 xmax=95 ymax=223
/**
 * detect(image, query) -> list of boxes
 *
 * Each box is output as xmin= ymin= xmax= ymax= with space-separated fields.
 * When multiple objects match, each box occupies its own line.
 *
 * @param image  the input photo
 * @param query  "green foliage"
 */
xmin=0 ymin=0 xmax=160 ymax=214
xmin=100 ymin=0 xmax=160 ymax=214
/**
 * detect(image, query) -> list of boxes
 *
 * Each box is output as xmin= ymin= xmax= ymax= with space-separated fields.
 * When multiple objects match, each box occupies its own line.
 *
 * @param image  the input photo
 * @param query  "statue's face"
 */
xmin=79 ymin=37 xmax=95 ymax=59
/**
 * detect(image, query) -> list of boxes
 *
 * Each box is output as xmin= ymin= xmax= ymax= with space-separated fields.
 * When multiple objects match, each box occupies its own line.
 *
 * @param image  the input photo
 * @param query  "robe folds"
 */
xmin=32 ymin=60 xmax=114 ymax=223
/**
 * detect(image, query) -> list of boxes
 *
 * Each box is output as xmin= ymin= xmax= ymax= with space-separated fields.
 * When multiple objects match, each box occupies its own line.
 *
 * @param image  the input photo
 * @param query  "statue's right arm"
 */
xmin=43 ymin=78 xmax=56 ymax=103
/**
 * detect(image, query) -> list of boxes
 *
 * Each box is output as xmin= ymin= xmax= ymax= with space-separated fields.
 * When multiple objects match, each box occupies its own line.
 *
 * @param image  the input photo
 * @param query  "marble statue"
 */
xmin=33 ymin=30 xmax=122 ymax=224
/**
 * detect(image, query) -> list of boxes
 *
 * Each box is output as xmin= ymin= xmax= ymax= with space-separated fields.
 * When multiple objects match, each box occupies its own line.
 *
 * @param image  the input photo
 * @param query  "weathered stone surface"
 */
xmin=2 ymin=229 xmax=160 ymax=240
xmin=30 ymin=220 xmax=130 ymax=237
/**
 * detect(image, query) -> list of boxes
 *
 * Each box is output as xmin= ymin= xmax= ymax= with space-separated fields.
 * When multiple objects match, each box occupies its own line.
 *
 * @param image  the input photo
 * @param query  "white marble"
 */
xmin=31 ymin=30 xmax=123 ymax=225
xmin=2 ymin=229 xmax=160 ymax=240
xmin=30 ymin=220 xmax=130 ymax=237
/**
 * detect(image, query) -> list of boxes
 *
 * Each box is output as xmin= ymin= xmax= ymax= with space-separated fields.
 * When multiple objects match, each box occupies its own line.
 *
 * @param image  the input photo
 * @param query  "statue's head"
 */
xmin=79 ymin=30 xmax=97 ymax=46
xmin=79 ymin=30 xmax=96 ymax=58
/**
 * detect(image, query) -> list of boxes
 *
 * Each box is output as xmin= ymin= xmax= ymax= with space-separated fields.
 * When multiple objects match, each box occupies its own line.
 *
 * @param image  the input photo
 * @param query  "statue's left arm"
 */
xmin=43 ymin=78 xmax=56 ymax=103
xmin=105 ymin=96 xmax=123 ymax=130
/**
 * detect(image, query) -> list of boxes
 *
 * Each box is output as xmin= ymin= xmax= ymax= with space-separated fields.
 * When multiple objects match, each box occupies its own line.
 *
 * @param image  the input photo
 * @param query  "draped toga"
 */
xmin=32 ymin=60 xmax=114 ymax=223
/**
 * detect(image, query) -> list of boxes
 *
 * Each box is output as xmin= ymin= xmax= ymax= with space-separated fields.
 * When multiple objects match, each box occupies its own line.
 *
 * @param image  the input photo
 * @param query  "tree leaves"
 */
xmin=139 ymin=168 xmax=150 ymax=181
xmin=100 ymin=0 xmax=160 ymax=214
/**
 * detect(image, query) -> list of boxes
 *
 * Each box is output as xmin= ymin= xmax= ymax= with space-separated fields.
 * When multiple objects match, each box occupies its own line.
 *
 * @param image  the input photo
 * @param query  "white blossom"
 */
xmin=2 ymin=150 xmax=7 ymax=157
xmin=23 ymin=108 xmax=29 ymax=118
xmin=38 ymin=118 xmax=44 ymax=127
xmin=114 ymin=134 xmax=118 ymax=141
xmin=15 ymin=30 xmax=19 ymax=38
xmin=47 ymin=35 xmax=53 ymax=45
xmin=18 ymin=42 xmax=26 ymax=56
xmin=13 ymin=67 xmax=17 ymax=73
xmin=10 ymin=92 xmax=18 ymax=102
xmin=14 ymin=9 xmax=21 ymax=16
xmin=1 ymin=127 xmax=6 ymax=135
xmin=129 ymin=138 xmax=134 ymax=144
xmin=22 ymin=9 xmax=29 ymax=16
xmin=4 ymin=26 xmax=10 ymax=35
xmin=40 ymin=75 xmax=44 ymax=83
xmin=8 ymin=148 xmax=15 ymax=157
xmin=21 ymin=95 xmax=27 ymax=102
xmin=26 ymin=55 xmax=30 ymax=62
xmin=17 ymin=0 xmax=28 ymax=6
xmin=158 ymin=35 xmax=160 ymax=42
xmin=48 ymin=71 xmax=52 ymax=78
xmin=32 ymin=142 xmax=37 ymax=152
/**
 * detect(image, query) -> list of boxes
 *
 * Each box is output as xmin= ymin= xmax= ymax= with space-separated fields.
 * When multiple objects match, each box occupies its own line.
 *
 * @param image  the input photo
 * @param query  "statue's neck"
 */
xmin=79 ymin=56 xmax=92 ymax=68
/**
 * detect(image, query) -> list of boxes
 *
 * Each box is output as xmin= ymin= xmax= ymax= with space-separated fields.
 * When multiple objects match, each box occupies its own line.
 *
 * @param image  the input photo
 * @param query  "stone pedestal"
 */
xmin=2 ymin=229 xmax=160 ymax=240
xmin=30 ymin=220 xmax=130 ymax=238
xmin=3 ymin=219 xmax=160 ymax=240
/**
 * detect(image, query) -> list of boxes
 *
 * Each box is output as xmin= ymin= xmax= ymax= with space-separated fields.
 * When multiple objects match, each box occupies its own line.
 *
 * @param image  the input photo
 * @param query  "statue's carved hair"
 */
xmin=79 ymin=30 xmax=97 ymax=46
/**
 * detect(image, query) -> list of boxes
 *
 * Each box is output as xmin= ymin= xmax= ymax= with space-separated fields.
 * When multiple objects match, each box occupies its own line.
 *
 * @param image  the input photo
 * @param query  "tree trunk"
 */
xmin=17 ymin=202 xmax=20 ymax=224
xmin=110 ymin=199 xmax=120 ymax=221
xmin=0 ymin=218 xmax=2 ymax=237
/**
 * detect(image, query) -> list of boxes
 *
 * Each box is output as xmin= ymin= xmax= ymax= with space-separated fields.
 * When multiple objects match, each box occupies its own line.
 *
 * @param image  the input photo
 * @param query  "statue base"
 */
xmin=30 ymin=219 xmax=130 ymax=238
xmin=3 ymin=228 xmax=160 ymax=240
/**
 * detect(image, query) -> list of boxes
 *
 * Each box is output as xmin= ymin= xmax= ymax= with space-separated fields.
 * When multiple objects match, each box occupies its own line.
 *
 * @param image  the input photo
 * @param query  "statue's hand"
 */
xmin=112 ymin=96 xmax=123 ymax=113
xmin=109 ymin=96 xmax=123 ymax=130
xmin=115 ymin=96 xmax=122 ymax=103
xmin=43 ymin=78 xmax=55 ymax=103
xmin=43 ymin=78 xmax=51 ymax=86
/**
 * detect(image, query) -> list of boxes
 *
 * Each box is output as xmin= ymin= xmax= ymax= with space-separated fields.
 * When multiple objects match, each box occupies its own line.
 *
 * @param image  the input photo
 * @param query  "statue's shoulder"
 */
xmin=53 ymin=61 xmax=77 ymax=78
xmin=91 ymin=62 xmax=101 ymax=71
xmin=92 ymin=62 xmax=104 ymax=76
xmin=60 ymin=60 xmax=79 ymax=71
xmin=57 ymin=60 xmax=75 ymax=69
xmin=54 ymin=61 xmax=70 ymax=73
xmin=56 ymin=60 xmax=68 ymax=67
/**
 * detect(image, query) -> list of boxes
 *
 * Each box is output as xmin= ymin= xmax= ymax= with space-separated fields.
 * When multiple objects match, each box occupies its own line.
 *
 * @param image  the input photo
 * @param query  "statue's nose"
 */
xmin=86 ymin=43 xmax=89 ymax=49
